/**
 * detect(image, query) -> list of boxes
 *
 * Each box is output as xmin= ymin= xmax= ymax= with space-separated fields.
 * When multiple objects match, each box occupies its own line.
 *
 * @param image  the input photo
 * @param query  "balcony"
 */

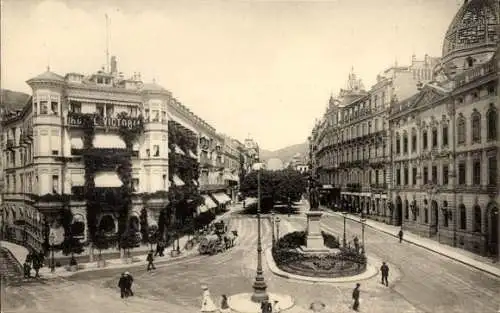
xmin=370 ymin=183 xmax=387 ymax=191
xmin=199 ymin=183 xmax=227 ymax=192
xmin=345 ymin=183 xmax=362 ymax=192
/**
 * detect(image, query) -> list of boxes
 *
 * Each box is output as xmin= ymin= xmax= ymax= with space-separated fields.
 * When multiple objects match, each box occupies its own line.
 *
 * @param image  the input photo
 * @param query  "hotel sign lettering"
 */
xmin=68 ymin=113 xmax=142 ymax=129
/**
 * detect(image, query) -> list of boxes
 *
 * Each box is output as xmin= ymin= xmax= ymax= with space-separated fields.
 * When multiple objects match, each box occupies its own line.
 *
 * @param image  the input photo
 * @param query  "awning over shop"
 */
xmin=211 ymin=193 xmax=231 ymax=204
xmin=93 ymin=133 xmax=126 ymax=149
xmin=70 ymin=174 xmax=85 ymax=186
xmin=172 ymin=174 xmax=185 ymax=186
xmin=70 ymin=137 xmax=83 ymax=149
xmin=245 ymin=197 xmax=258 ymax=206
xmin=197 ymin=204 xmax=209 ymax=215
xmin=202 ymin=195 xmax=217 ymax=209
xmin=174 ymin=145 xmax=185 ymax=155
xmin=94 ymin=171 xmax=123 ymax=187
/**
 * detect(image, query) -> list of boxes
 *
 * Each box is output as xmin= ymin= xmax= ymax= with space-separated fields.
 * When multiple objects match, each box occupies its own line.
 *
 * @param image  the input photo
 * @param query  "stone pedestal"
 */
xmin=302 ymin=211 xmax=330 ymax=253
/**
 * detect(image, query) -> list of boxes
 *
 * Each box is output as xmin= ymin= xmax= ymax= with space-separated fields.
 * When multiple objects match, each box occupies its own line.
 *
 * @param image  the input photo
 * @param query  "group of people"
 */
xmin=200 ymin=286 xmax=282 ymax=313
xmin=23 ymin=250 xmax=44 ymax=279
xmin=118 ymin=271 xmax=134 ymax=298
xmin=260 ymin=299 xmax=281 ymax=313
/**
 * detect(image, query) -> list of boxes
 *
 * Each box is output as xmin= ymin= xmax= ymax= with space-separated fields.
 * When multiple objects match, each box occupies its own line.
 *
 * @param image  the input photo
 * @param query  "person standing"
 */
xmin=146 ymin=250 xmax=155 ymax=271
xmin=273 ymin=300 xmax=282 ymax=312
xmin=398 ymin=229 xmax=404 ymax=243
xmin=124 ymin=272 xmax=134 ymax=297
xmin=200 ymin=285 xmax=217 ymax=312
xmin=219 ymin=294 xmax=231 ymax=313
xmin=352 ymin=283 xmax=361 ymax=311
xmin=118 ymin=273 xmax=128 ymax=298
xmin=380 ymin=262 xmax=389 ymax=286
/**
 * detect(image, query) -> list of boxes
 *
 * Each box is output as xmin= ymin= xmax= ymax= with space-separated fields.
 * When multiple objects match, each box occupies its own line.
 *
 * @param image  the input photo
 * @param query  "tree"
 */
xmin=120 ymin=229 xmax=140 ymax=259
xmin=240 ymin=169 xmax=306 ymax=211
xmin=59 ymin=208 xmax=84 ymax=265
xmin=93 ymin=231 xmax=110 ymax=260
xmin=139 ymin=209 xmax=149 ymax=244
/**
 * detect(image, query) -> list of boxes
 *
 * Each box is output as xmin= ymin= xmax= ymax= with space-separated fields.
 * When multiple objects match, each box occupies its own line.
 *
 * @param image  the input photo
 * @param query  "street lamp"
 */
xmin=271 ymin=212 xmax=275 ymax=247
xmin=49 ymin=232 xmax=55 ymax=273
xmin=251 ymin=162 xmax=268 ymax=303
xmin=360 ymin=218 xmax=366 ymax=255
xmin=342 ymin=211 xmax=347 ymax=247
xmin=276 ymin=216 xmax=280 ymax=241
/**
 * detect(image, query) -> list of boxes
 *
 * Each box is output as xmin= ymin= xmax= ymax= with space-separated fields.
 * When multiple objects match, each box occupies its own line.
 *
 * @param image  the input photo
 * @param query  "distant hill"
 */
xmin=260 ymin=142 xmax=308 ymax=164
xmin=0 ymin=89 xmax=31 ymax=112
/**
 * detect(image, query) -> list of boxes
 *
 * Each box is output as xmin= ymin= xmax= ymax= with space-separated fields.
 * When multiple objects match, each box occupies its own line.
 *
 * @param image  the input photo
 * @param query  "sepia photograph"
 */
xmin=0 ymin=0 xmax=499 ymax=312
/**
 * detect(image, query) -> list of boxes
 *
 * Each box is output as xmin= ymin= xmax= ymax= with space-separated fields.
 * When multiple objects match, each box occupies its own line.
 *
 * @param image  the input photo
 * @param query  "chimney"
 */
xmin=110 ymin=56 xmax=117 ymax=75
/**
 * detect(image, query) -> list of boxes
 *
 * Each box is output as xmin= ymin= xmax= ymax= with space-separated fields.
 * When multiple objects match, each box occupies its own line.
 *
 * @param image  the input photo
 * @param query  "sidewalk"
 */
xmin=1 ymin=208 xmax=236 ymax=279
xmin=327 ymin=211 xmax=500 ymax=278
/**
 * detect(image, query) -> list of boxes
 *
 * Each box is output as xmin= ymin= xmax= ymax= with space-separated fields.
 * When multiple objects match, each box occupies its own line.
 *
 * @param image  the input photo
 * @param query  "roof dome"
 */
xmin=27 ymin=68 xmax=65 ymax=83
xmin=141 ymin=80 xmax=167 ymax=92
xmin=442 ymin=0 xmax=500 ymax=58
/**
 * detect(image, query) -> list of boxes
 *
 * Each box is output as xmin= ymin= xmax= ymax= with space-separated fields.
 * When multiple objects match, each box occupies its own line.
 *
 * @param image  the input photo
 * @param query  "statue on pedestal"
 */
xmin=309 ymin=186 xmax=320 ymax=211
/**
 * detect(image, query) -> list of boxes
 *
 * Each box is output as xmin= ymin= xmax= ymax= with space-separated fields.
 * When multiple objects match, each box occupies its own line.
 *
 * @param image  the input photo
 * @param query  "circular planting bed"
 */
xmin=272 ymin=231 xmax=367 ymax=278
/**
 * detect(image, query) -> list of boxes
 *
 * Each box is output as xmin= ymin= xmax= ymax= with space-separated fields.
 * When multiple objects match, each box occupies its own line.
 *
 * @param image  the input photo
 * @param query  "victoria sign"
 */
xmin=67 ymin=112 xmax=142 ymax=129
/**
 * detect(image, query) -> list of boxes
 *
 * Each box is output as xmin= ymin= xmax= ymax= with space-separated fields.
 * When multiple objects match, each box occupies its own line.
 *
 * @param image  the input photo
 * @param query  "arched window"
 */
xmin=457 ymin=116 xmax=466 ymax=144
xmin=473 ymin=206 xmax=481 ymax=232
xmin=411 ymin=128 xmax=417 ymax=152
xmin=422 ymin=130 xmax=428 ymax=150
xmin=443 ymin=201 xmax=449 ymax=227
xmin=404 ymin=200 xmax=409 ymax=219
xmin=471 ymin=111 xmax=481 ymax=143
xmin=487 ymin=107 xmax=497 ymax=141
xmin=466 ymin=57 xmax=474 ymax=68
xmin=460 ymin=204 xmax=466 ymax=230
xmin=403 ymin=132 xmax=408 ymax=154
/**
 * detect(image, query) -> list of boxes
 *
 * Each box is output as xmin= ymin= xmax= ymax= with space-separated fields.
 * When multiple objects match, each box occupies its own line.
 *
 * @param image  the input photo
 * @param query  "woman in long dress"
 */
xmin=200 ymin=285 xmax=217 ymax=312
xmin=220 ymin=294 xmax=231 ymax=313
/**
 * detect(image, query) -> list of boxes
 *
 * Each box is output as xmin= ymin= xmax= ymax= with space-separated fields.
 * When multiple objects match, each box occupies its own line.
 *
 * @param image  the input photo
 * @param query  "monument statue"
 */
xmin=309 ymin=186 xmax=320 ymax=211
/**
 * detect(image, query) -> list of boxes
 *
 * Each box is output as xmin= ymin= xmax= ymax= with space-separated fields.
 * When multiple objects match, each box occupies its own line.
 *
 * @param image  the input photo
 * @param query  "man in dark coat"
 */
xmin=118 ymin=273 xmax=128 ymax=298
xmin=380 ymin=262 xmax=389 ymax=286
xmin=398 ymin=229 xmax=404 ymax=243
xmin=352 ymin=283 xmax=361 ymax=311
xmin=124 ymin=271 xmax=134 ymax=296
xmin=146 ymin=250 xmax=155 ymax=271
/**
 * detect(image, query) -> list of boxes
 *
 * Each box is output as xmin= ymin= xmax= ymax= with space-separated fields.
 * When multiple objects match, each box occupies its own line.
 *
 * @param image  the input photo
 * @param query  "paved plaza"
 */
xmin=2 ymin=203 xmax=500 ymax=313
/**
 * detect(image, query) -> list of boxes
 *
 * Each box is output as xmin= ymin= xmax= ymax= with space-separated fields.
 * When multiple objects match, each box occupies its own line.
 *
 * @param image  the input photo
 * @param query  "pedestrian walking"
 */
xmin=124 ymin=271 xmax=134 ymax=297
xmin=352 ymin=283 xmax=361 ymax=311
xmin=398 ymin=229 xmax=403 ymax=243
xmin=32 ymin=254 xmax=42 ymax=278
xmin=200 ymin=285 xmax=217 ymax=312
xmin=380 ymin=262 xmax=389 ymax=286
xmin=219 ymin=294 xmax=231 ymax=313
xmin=353 ymin=236 xmax=360 ymax=253
xmin=146 ymin=250 xmax=156 ymax=271
xmin=23 ymin=259 xmax=31 ymax=279
xmin=118 ymin=273 xmax=128 ymax=298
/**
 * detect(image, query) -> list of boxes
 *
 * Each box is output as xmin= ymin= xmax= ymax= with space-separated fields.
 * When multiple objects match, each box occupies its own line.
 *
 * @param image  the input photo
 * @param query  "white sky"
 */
xmin=1 ymin=0 xmax=460 ymax=150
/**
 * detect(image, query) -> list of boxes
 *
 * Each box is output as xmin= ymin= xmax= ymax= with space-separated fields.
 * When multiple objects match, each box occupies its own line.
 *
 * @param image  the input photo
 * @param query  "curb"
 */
xmin=264 ymin=248 xmax=379 ymax=284
xmin=330 ymin=212 xmax=500 ymax=279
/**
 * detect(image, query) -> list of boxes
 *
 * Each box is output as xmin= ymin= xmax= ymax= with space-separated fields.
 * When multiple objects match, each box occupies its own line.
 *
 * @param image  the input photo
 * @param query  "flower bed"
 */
xmin=272 ymin=231 xmax=366 ymax=278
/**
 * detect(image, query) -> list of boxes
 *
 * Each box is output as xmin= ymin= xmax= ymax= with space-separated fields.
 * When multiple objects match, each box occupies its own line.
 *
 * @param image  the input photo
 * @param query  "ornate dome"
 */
xmin=442 ymin=0 xmax=500 ymax=58
xmin=27 ymin=68 xmax=65 ymax=84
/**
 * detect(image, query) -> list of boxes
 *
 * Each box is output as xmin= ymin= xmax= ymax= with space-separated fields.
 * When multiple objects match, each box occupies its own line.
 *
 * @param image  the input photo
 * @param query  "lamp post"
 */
xmin=342 ymin=211 xmax=347 ymax=247
xmin=251 ymin=163 xmax=268 ymax=303
xmin=49 ymin=232 xmax=55 ymax=273
xmin=271 ymin=212 xmax=275 ymax=247
xmin=361 ymin=218 xmax=366 ymax=255
xmin=276 ymin=217 xmax=280 ymax=241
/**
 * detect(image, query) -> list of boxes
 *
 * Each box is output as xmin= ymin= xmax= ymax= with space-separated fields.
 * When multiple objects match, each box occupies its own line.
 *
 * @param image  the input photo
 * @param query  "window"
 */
xmin=52 ymin=150 xmax=59 ymax=156
xmin=70 ymin=102 xmax=81 ymax=113
xmin=412 ymin=167 xmax=417 ymax=185
xmin=52 ymin=175 xmax=59 ymax=194
xmin=404 ymin=167 xmax=409 ymax=185
xmin=163 ymin=174 xmax=167 ymax=189
xmin=153 ymin=145 xmax=160 ymax=157
xmin=144 ymin=109 xmax=150 ymax=121
xmin=424 ymin=207 xmax=428 ymax=223
xmin=106 ymin=105 xmax=114 ymax=117
xmin=443 ymin=165 xmax=449 ymax=185
xmin=146 ymin=149 xmax=150 ymax=157
xmin=432 ymin=128 xmax=438 ymax=148
xmin=403 ymin=134 xmax=408 ymax=154
xmin=40 ymin=100 xmax=48 ymax=114
xmin=460 ymin=205 xmax=466 ymax=230
xmin=458 ymin=163 xmax=466 ymax=185
xmin=473 ymin=160 xmax=481 ymax=185
xmin=152 ymin=110 xmax=160 ymax=122
xmin=396 ymin=133 xmax=401 ymax=154
xmin=442 ymin=125 xmax=448 ymax=146
xmin=51 ymin=101 xmax=58 ymax=115
xmin=432 ymin=166 xmax=437 ymax=184
xmin=162 ymin=111 xmax=167 ymax=122
xmin=411 ymin=130 xmax=417 ymax=152
xmin=423 ymin=167 xmax=428 ymax=184
xmin=488 ymin=157 xmax=497 ymax=185
xmin=132 ymin=178 xmax=139 ymax=192
xmin=471 ymin=111 xmax=481 ymax=143
xmin=443 ymin=201 xmax=449 ymax=227
xmin=96 ymin=104 xmax=105 ymax=117
xmin=457 ymin=117 xmax=466 ymax=144
xmin=473 ymin=206 xmax=481 ymax=232
xmin=396 ymin=169 xmax=401 ymax=185
xmin=423 ymin=130 xmax=428 ymax=150
xmin=487 ymin=108 xmax=497 ymax=141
